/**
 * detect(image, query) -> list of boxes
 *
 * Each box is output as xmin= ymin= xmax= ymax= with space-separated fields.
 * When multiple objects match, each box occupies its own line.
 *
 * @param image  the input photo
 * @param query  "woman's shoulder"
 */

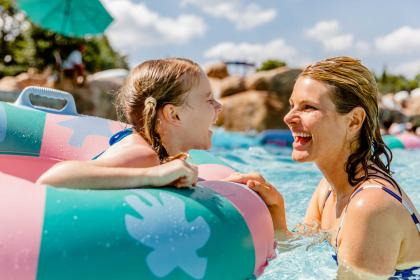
xmin=346 ymin=181 xmax=408 ymax=225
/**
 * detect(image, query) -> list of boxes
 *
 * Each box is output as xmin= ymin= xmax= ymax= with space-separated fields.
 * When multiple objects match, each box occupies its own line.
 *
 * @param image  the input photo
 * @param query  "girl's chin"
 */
xmin=191 ymin=139 xmax=212 ymax=151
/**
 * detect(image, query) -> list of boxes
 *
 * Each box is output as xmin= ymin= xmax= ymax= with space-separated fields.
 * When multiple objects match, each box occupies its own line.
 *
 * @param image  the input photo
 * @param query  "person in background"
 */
xmin=62 ymin=44 xmax=86 ymax=85
xmin=406 ymin=115 xmax=420 ymax=136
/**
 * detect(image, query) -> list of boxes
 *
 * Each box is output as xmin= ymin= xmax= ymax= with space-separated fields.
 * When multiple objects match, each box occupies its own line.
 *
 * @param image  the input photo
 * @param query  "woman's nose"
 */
xmin=283 ymin=109 xmax=296 ymax=126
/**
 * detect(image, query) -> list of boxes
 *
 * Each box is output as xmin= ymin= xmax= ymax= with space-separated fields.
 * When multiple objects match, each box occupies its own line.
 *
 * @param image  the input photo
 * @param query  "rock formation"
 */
xmin=207 ymin=62 xmax=301 ymax=131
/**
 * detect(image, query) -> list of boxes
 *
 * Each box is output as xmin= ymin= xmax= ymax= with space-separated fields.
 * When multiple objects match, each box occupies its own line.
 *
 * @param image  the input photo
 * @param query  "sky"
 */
xmin=101 ymin=0 xmax=420 ymax=78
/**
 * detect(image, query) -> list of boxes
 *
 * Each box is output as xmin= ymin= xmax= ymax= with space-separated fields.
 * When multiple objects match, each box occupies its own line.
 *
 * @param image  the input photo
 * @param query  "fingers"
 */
xmin=246 ymin=179 xmax=284 ymax=207
xmin=224 ymin=172 xmax=266 ymax=185
xmin=174 ymin=177 xmax=189 ymax=188
xmin=181 ymin=160 xmax=198 ymax=186
xmin=172 ymin=159 xmax=198 ymax=188
xmin=247 ymin=179 xmax=270 ymax=194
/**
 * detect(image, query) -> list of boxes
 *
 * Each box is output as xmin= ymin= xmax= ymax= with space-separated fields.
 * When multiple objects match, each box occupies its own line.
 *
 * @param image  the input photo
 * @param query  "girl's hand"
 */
xmin=147 ymin=159 xmax=198 ymax=188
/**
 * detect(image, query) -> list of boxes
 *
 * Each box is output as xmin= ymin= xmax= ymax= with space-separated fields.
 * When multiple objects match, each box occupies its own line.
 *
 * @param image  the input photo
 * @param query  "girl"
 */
xmin=38 ymin=58 xmax=222 ymax=189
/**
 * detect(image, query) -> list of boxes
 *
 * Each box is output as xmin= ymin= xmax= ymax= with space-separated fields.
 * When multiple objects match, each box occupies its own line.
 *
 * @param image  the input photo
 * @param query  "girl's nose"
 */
xmin=214 ymin=100 xmax=222 ymax=112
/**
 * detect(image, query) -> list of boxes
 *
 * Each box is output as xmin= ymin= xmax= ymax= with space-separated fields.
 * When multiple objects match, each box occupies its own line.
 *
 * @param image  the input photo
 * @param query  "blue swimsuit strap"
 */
xmin=335 ymin=182 xmax=420 ymax=249
xmin=367 ymin=164 xmax=403 ymax=196
xmin=92 ymin=128 xmax=134 ymax=160
xmin=322 ymin=165 xmax=403 ymax=213
xmin=348 ymin=184 xmax=420 ymax=234
xmin=109 ymin=128 xmax=134 ymax=145
xmin=393 ymin=265 xmax=420 ymax=278
xmin=321 ymin=188 xmax=332 ymax=211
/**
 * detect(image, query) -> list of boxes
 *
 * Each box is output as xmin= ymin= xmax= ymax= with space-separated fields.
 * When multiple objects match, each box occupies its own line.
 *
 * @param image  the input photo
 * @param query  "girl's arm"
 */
xmin=37 ymin=145 xmax=198 ymax=189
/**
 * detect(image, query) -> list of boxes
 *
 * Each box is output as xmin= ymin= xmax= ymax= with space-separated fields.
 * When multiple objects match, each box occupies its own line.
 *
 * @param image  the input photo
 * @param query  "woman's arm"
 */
xmin=224 ymin=172 xmax=292 ymax=239
xmin=302 ymin=178 xmax=330 ymax=230
xmin=225 ymin=174 xmax=333 ymax=240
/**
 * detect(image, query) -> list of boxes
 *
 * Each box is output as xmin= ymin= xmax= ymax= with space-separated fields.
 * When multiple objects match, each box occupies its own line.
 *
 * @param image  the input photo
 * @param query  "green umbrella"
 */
xmin=17 ymin=0 xmax=113 ymax=37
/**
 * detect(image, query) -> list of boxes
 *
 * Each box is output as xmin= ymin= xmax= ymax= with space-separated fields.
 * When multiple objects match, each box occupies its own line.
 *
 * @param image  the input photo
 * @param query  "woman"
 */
xmin=37 ymin=58 xmax=222 ymax=189
xmin=226 ymin=57 xmax=420 ymax=278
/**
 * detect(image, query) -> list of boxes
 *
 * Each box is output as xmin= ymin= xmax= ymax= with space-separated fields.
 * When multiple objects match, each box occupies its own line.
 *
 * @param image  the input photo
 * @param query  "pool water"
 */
xmin=210 ymin=130 xmax=420 ymax=280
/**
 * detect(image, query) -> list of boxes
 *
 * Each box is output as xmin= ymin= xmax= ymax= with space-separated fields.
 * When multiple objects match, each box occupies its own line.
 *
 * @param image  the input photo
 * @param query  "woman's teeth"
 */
xmin=293 ymin=132 xmax=311 ymax=138
xmin=292 ymin=132 xmax=312 ymax=145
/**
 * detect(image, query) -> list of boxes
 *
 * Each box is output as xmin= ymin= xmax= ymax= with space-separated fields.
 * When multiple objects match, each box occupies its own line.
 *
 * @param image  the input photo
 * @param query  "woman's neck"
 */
xmin=316 ymin=151 xmax=354 ymax=202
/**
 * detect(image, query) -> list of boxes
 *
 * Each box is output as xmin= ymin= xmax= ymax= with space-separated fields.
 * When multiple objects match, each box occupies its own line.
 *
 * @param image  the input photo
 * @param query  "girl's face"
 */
xmin=284 ymin=77 xmax=349 ymax=164
xmin=175 ymin=71 xmax=222 ymax=151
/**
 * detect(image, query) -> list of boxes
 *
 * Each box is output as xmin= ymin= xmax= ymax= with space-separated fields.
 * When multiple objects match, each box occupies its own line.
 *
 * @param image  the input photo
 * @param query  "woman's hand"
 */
xmin=146 ymin=159 xmax=198 ymax=188
xmin=224 ymin=172 xmax=284 ymax=207
xmin=224 ymin=172 xmax=289 ymax=236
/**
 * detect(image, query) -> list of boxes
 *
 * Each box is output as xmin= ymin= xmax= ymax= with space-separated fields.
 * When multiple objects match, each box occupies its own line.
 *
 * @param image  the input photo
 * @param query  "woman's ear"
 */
xmin=161 ymin=104 xmax=181 ymax=126
xmin=348 ymin=106 xmax=366 ymax=134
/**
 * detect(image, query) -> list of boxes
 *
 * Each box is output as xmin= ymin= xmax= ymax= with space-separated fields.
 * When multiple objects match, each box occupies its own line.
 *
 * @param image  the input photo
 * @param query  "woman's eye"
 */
xmin=303 ymin=105 xmax=316 ymax=110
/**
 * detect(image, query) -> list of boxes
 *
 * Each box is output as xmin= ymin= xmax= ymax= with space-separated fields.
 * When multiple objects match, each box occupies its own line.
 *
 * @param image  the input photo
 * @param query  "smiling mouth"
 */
xmin=292 ymin=132 xmax=312 ymax=145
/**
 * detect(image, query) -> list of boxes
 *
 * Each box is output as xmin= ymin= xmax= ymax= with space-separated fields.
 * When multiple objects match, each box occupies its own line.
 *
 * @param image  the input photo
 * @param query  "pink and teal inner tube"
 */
xmin=0 ymin=87 xmax=275 ymax=280
xmin=258 ymin=130 xmax=420 ymax=150
xmin=383 ymin=133 xmax=420 ymax=149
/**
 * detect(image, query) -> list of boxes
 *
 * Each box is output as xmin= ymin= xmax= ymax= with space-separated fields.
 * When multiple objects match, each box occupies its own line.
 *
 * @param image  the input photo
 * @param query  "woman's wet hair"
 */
xmin=115 ymin=58 xmax=202 ymax=162
xmin=300 ymin=56 xmax=393 ymax=186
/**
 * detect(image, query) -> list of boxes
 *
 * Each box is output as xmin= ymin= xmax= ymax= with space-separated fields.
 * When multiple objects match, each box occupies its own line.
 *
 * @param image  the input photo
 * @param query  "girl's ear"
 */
xmin=161 ymin=104 xmax=181 ymax=126
xmin=348 ymin=106 xmax=366 ymax=134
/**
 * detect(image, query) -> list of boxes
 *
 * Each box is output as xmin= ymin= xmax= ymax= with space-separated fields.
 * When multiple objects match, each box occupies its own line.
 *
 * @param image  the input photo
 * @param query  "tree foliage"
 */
xmin=375 ymin=69 xmax=419 ymax=94
xmin=0 ymin=0 xmax=128 ymax=78
xmin=257 ymin=59 xmax=287 ymax=72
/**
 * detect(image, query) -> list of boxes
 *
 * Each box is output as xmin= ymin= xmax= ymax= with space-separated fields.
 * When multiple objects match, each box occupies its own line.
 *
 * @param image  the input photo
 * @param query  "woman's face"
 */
xmin=176 ymin=71 xmax=222 ymax=150
xmin=284 ymin=77 xmax=349 ymax=163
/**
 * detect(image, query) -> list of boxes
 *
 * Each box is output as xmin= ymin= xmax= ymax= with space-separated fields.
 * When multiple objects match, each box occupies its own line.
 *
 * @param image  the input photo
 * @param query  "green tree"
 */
xmin=257 ymin=59 xmax=287 ymax=72
xmin=375 ymin=68 xmax=419 ymax=93
xmin=0 ymin=0 xmax=34 ymax=76
xmin=0 ymin=0 xmax=128 ymax=78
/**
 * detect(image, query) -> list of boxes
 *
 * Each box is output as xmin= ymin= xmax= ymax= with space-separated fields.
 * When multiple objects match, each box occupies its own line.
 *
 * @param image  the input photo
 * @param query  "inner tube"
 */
xmin=0 ymin=87 xmax=275 ymax=280
xmin=259 ymin=129 xmax=294 ymax=147
xmin=383 ymin=133 xmax=420 ymax=149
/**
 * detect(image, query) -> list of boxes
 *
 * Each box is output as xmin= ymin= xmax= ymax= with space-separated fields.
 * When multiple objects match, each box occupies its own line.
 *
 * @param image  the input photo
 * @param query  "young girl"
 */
xmin=37 ymin=58 xmax=222 ymax=189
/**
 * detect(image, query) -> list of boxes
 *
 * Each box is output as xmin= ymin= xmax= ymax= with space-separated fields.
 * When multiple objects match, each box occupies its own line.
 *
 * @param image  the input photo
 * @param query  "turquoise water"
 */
xmin=211 ymin=130 xmax=420 ymax=280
